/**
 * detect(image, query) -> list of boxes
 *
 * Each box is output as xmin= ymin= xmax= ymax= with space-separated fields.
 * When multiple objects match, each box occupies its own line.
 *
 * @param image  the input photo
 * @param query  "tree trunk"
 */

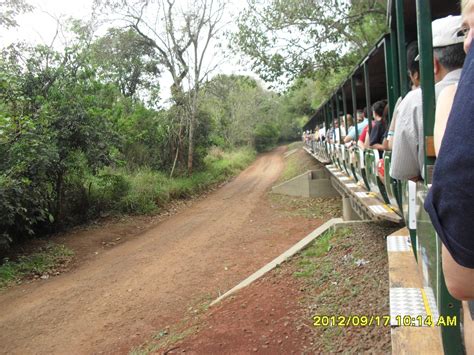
xmin=170 ymin=144 xmax=179 ymax=178
xmin=187 ymin=118 xmax=194 ymax=174
xmin=55 ymin=171 xmax=64 ymax=227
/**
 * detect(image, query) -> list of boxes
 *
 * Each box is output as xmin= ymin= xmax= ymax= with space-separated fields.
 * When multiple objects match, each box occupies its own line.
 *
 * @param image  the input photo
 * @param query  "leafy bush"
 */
xmin=117 ymin=170 xmax=170 ymax=214
xmin=0 ymin=244 xmax=74 ymax=288
xmin=254 ymin=123 xmax=280 ymax=152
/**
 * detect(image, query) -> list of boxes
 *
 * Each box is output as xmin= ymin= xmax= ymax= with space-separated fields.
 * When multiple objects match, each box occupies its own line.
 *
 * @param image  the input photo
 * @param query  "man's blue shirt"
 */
xmin=347 ymin=118 xmax=368 ymax=140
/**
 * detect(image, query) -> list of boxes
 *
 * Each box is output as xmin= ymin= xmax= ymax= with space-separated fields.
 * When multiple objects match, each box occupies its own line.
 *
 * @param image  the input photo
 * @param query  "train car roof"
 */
xmin=303 ymin=34 xmax=388 ymax=130
xmin=303 ymin=1 xmax=462 ymax=130
xmin=387 ymin=0 xmax=460 ymax=33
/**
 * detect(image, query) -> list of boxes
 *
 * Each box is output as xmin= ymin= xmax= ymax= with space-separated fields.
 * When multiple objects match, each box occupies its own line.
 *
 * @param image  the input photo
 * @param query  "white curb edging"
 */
xmin=210 ymin=217 xmax=343 ymax=306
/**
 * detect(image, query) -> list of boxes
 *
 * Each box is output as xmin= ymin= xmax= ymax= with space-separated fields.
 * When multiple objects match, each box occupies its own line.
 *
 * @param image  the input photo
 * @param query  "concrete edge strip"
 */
xmin=210 ymin=218 xmax=343 ymax=306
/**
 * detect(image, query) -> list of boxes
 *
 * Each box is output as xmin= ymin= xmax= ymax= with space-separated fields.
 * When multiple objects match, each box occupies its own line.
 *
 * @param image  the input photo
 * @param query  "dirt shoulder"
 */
xmin=154 ymin=223 xmax=397 ymax=355
xmin=0 ymin=146 xmax=336 ymax=355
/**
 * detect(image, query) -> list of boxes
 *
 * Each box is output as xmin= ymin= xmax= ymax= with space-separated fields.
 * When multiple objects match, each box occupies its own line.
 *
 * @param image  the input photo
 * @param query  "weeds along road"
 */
xmin=0 ymin=146 xmax=321 ymax=354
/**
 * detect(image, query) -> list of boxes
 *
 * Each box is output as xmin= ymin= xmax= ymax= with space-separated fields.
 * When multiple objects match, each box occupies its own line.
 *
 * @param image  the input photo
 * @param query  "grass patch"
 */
xmin=287 ymin=141 xmax=303 ymax=151
xmin=276 ymin=143 xmax=319 ymax=184
xmin=291 ymin=223 xmax=395 ymax=353
xmin=88 ymin=147 xmax=256 ymax=216
xmin=293 ymin=228 xmax=351 ymax=279
xmin=130 ymin=296 xmax=212 ymax=354
xmin=0 ymin=244 xmax=74 ymax=289
xmin=130 ymin=326 xmax=198 ymax=355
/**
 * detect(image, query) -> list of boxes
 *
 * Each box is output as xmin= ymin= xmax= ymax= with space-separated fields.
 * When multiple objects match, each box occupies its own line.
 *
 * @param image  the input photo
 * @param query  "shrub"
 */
xmin=254 ymin=123 xmax=280 ymax=152
xmin=117 ymin=169 xmax=170 ymax=214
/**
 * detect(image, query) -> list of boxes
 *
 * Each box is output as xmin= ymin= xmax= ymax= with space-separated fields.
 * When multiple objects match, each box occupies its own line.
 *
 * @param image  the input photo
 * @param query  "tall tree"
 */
xmin=95 ymin=0 xmax=226 ymax=174
xmin=91 ymin=28 xmax=161 ymax=102
xmin=232 ymin=0 xmax=386 ymax=84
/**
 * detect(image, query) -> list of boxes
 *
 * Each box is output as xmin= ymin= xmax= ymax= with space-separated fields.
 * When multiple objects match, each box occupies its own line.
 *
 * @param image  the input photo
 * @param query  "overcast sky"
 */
xmin=2 ymin=0 xmax=258 ymax=105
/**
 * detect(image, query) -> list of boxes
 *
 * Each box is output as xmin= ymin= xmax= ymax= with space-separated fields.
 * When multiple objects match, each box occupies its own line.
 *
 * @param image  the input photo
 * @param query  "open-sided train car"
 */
xmin=303 ymin=0 xmax=467 ymax=353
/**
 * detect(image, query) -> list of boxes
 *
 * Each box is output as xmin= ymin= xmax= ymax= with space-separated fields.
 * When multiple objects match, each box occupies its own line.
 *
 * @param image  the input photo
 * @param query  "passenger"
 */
xmin=368 ymin=100 xmax=387 ymax=152
xmin=377 ymin=104 xmax=390 ymax=182
xmin=424 ymin=6 xmax=474 ymax=350
xmin=345 ymin=114 xmax=354 ymax=136
xmin=343 ymin=111 xmax=368 ymax=144
xmin=319 ymin=125 xmax=326 ymax=142
xmin=327 ymin=118 xmax=340 ymax=144
xmin=383 ymin=41 xmax=420 ymax=151
xmin=424 ymin=1 xmax=474 ymax=302
xmin=339 ymin=116 xmax=347 ymax=141
xmin=390 ymin=15 xmax=466 ymax=181
xmin=327 ymin=119 xmax=339 ymax=143
xmin=357 ymin=119 xmax=375 ymax=149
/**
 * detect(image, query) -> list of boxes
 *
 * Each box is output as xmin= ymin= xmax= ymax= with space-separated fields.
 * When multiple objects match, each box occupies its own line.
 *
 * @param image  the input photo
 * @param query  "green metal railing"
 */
xmin=350 ymin=77 xmax=359 ymax=141
xmin=363 ymin=61 xmax=372 ymax=135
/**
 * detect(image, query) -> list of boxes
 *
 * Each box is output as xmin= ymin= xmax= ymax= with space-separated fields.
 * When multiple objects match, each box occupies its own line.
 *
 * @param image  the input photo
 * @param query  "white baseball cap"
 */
xmin=415 ymin=15 xmax=464 ymax=60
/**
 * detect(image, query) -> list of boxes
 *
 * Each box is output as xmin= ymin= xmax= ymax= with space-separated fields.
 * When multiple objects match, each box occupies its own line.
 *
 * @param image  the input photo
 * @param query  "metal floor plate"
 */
xmin=390 ymin=288 xmax=427 ymax=326
xmin=369 ymin=205 xmax=387 ymax=214
xmin=387 ymin=236 xmax=411 ymax=252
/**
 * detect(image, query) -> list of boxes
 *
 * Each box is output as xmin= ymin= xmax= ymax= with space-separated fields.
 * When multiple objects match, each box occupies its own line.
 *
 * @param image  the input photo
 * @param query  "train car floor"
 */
xmin=387 ymin=227 xmax=443 ymax=354
xmin=303 ymin=147 xmax=401 ymax=224
xmin=324 ymin=164 xmax=402 ymax=224
xmin=303 ymin=146 xmax=331 ymax=164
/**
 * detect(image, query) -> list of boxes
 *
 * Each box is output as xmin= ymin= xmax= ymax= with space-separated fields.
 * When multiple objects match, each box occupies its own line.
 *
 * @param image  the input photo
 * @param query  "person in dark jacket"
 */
xmin=424 ymin=2 xmax=474 ymax=301
xmin=368 ymin=100 xmax=387 ymax=152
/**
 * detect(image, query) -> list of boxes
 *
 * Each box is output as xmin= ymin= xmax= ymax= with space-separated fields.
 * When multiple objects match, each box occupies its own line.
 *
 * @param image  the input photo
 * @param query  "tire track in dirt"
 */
xmin=0 ymin=146 xmax=323 ymax=354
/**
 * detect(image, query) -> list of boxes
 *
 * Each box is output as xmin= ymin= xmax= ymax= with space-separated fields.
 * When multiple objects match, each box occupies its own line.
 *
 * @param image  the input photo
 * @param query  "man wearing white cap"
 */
xmin=390 ymin=15 xmax=466 ymax=180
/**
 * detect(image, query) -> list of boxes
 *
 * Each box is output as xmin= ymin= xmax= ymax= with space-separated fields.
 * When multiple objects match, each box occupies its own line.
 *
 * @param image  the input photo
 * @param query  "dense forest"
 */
xmin=0 ymin=0 xmax=385 ymax=250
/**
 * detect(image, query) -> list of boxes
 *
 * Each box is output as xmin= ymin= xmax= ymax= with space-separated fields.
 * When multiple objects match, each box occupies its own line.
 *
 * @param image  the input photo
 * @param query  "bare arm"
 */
xmin=363 ymin=130 xmax=370 ymax=149
xmin=442 ymin=245 xmax=474 ymax=299
xmin=434 ymin=84 xmax=474 ymax=300
xmin=370 ymin=143 xmax=384 ymax=150
xmin=434 ymin=85 xmax=457 ymax=155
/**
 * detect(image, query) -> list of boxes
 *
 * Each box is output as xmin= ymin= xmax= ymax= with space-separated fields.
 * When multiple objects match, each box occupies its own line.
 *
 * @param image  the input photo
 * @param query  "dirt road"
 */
xmin=0 ymin=147 xmax=324 ymax=354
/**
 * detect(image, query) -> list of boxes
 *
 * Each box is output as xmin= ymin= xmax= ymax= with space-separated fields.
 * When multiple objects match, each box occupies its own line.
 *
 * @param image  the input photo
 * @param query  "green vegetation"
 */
xmin=276 ymin=144 xmax=317 ymax=184
xmin=0 ymin=0 xmax=386 ymax=253
xmin=104 ymin=147 xmax=256 ymax=215
xmin=232 ymin=0 xmax=387 ymax=131
xmin=294 ymin=228 xmax=351 ymax=279
xmin=291 ymin=224 xmax=392 ymax=353
xmin=0 ymin=12 xmax=277 ymax=251
xmin=286 ymin=141 xmax=303 ymax=151
xmin=233 ymin=0 xmax=387 ymax=86
xmin=129 ymin=297 xmax=212 ymax=355
xmin=0 ymin=244 xmax=74 ymax=288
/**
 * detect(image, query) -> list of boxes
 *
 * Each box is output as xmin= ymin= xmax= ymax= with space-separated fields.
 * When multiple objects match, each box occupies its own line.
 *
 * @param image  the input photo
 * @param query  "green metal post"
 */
xmin=351 ymin=77 xmax=359 ymax=141
xmin=323 ymin=105 xmax=328 ymax=133
xmin=416 ymin=1 xmax=463 ymax=354
xmin=391 ymin=27 xmax=401 ymax=100
xmin=335 ymin=94 xmax=342 ymax=143
xmin=363 ymin=61 xmax=372 ymax=135
xmin=342 ymin=88 xmax=348 ymax=130
xmin=416 ymin=4 xmax=436 ymax=183
xmin=331 ymin=97 xmax=336 ymax=143
xmin=324 ymin=102 xmax=331 ymax=138
xmin=384 ymin=36 xmax=397 ymax=123
xmin=395 ymin=0 xmax=409 ymax=97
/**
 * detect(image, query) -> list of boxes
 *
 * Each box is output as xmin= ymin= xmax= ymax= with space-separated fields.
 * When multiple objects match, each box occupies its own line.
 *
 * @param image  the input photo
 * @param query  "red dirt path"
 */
xmin=0 ymin=146 xmax=328 ymax=355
